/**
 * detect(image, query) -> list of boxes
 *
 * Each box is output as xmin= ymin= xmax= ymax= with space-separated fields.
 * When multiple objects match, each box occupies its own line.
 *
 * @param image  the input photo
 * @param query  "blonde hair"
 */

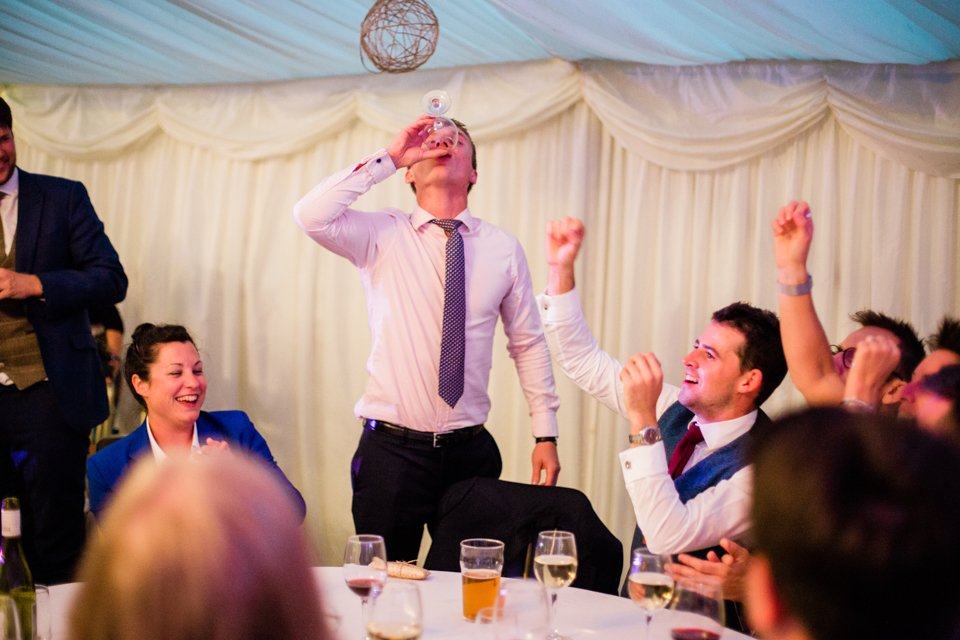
xmin=70 ymin=452 xmax=327 ymax=640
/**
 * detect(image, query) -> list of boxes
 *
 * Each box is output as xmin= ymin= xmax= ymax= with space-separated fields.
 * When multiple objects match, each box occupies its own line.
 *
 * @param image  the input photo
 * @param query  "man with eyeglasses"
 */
xmin=772 ymin=201 xmax=924 ymax=413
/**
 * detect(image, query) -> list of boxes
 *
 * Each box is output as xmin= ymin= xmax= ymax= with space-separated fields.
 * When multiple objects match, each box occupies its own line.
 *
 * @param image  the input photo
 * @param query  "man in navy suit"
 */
xmin=0 ymin=96 xmax=127 ymax=583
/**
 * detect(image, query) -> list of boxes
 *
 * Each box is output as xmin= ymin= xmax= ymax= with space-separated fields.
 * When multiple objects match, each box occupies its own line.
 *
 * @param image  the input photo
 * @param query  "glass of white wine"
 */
xmin=627 ymin=546 xmax=675 ymax=639
xmin=532 ymin=530 xmax=577 ymax=640
xmin=366 ymin=581 xmax=423 ymax=640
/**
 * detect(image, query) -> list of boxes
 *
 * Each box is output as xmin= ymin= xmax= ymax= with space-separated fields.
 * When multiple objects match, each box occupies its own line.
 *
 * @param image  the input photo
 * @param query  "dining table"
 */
xmin=48 ymin=566 xmax=753 ymax=639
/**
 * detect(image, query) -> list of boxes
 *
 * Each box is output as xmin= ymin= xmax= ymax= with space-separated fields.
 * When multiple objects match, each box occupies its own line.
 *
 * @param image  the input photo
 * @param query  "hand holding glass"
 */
xmin=532 ymin=530 xmax=577 ymax=640
xmin=460 ymin=538 xmax=505 ymax=621
xmin=419 ymin=89 xmax=459 ymax=152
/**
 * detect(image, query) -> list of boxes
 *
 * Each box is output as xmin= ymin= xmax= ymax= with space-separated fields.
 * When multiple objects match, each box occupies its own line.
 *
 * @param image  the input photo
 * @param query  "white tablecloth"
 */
xmin=49 ymin=567 xmax=753 ymax=639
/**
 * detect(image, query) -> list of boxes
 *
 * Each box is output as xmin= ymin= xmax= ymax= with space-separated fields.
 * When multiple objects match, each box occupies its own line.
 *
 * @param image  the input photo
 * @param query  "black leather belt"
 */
xmin=362 ymin=418 xmax=484 ymax=448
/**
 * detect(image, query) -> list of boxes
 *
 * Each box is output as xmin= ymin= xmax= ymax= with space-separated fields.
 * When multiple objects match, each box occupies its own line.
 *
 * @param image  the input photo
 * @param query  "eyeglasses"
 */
xmin=830 ymin=345 xmax=856 ymax=370
xmin=830 ymin=344 xmax=904 ymax=380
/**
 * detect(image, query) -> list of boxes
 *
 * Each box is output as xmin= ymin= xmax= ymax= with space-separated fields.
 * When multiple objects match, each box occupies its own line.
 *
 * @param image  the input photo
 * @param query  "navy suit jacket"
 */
xmin=87 ymin=410 xmax=307 ymax=521
xmin=16 ymin=169 xmax=127 ymax=432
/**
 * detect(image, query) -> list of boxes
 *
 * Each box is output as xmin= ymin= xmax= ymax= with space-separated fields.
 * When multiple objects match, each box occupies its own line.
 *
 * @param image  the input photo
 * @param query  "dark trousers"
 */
xmin=0 ymin=382 xmax=89 ymax=584
xmin=350 ymin=425 xmax=502 ymax=562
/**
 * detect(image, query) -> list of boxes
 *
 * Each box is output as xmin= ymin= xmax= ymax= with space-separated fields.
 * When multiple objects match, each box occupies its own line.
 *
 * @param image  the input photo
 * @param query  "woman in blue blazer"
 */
xmin=87 ymin=323 xmax=306 ymax=521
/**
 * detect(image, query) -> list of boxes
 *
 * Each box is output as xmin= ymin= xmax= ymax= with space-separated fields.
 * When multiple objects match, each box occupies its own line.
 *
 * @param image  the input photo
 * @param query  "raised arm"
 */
xmin=546 ymin=216 xmax=584 ymax=295
xmin=772 ymin=201 xmax=843 ymax=404
xmin=292 ymin=116 xmax=447 ymax=266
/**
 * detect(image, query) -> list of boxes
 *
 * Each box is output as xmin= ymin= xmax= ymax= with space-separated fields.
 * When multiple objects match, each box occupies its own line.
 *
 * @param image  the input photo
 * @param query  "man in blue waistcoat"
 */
xmin=538 ymin=216 xmax=787 ymax=630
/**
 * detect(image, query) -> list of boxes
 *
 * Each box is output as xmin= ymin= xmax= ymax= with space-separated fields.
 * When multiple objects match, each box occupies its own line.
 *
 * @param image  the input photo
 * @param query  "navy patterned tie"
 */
xmin=431 ymin=219 xmax=465 ymax=408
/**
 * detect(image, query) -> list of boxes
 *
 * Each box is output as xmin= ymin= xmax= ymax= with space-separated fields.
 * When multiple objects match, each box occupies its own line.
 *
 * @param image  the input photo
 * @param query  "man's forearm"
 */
xmin=547 ymin=263 xmax=575 ymax=295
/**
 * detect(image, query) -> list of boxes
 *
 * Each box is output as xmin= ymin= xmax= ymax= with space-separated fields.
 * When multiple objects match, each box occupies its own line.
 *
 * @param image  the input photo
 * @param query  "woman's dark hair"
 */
xmin=124 ymin=323 xmax=195 ymax=408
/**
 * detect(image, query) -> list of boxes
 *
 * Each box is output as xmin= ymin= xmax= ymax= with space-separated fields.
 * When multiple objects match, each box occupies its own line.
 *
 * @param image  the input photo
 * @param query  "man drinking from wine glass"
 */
xmin=293 ymin=116 xmax=560 ymax=564
xmin=539 ymin=217 xmax=787 ymax=632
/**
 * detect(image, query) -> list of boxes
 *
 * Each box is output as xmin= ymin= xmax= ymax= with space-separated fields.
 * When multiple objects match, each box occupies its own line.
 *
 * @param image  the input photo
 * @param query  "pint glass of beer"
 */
xmin=460 ymin=538 xmax=505 ymax=621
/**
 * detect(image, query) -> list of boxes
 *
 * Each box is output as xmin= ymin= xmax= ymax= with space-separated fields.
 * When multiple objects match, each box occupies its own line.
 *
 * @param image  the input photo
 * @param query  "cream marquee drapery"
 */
xmin=5 ymin=58 xmax=958 ymax=567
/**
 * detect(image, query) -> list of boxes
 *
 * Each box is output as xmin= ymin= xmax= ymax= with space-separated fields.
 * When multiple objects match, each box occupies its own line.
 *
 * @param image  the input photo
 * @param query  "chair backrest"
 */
xmin=95 ymin=435 xmax=123 ymax=452
xmin=423 ymin=477 xmax=623 ymax=595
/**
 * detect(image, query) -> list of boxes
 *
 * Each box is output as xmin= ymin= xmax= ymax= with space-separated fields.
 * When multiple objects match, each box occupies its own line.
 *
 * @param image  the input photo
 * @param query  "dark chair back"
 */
xmin=424 ymin=477 xmax=622 ymax=595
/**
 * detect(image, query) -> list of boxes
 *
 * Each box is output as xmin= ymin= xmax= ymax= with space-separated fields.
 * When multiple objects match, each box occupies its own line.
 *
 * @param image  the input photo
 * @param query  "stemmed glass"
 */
xmin=532 ymin=530 xmax=577 ymax=640
xmin=666 ymin=577 xmax=725 ymax=640
xmin=419 ymin=89 xmax=459 ymax=151
xmin=343 ymin=534 xmax=388 ymax=638
xmin=0 ymin=595 xmax=21 ymax=640
xmin=627 ymin=547 xmax=675 ymax=639
xmin=366 ymin=581 xmax=423 ymax=640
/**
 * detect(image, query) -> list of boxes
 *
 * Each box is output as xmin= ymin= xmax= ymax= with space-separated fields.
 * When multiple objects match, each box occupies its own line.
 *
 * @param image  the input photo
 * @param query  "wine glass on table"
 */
xmin=0 ymin=595 xmax=21 ymax=640
xmin=343 ymin=534 xmax=388 ymax=638
xmin=532 ymin=530 xmax=577 ymax=640
xmin=627 ymin=546 xmax=675 ymax=639
xmin=497 ymin=579 xmax=550 ymax=640
xmin=666 ymin=577 xmax=725 ymax=640
xmin=366 ymin=581 xmax=423 ymax=640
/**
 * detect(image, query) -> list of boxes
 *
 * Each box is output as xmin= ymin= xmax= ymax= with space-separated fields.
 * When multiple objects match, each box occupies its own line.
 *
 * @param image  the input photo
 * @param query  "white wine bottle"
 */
xmin=0 ymin=497 xmax=35 ymax=640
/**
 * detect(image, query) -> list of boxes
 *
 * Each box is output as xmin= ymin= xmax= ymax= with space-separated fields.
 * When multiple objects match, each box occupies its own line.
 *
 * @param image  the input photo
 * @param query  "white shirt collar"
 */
xmin=145 ymin=416 xmax=201 ymax=462
xmin=693 ymin=409 xmax=759 ymax=450
xmin=0 ymin=167 xmax=19 ymax=196
xmin=412 ymin=206 xmax=478 ymax=233
xmin=0 ymin=168 xmax=20 ymax=256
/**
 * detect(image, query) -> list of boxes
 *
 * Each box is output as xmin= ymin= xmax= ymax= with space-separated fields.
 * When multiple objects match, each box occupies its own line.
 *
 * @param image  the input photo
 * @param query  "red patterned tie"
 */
xmin=668 ymin=422 xmax=704 ymax=479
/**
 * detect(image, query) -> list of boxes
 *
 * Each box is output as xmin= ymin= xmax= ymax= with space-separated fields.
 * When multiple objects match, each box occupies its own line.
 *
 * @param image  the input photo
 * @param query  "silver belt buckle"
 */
xmin=433 ymin=432 xmax=441 ymax=448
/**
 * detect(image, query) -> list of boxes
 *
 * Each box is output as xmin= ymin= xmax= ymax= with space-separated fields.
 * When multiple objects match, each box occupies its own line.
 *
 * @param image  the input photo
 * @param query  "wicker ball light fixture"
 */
xmin=360 ymin=0 xmax=439 ymax=73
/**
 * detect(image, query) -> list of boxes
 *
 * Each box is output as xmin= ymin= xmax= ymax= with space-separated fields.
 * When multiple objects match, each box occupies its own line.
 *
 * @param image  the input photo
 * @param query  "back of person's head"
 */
xmin=851 ymin=310 xmax=924 ymax=380
xmin=749 ymin=407 xmax=960 ymax=640
xmin=70 ymin=452 xmax=328 ymax=640
xmin=124 ymin=322 xmax=195 ymax=408
xmin=0 ymin=97 xmax=11 ymax=130
xmin=710 ymin=302 xmax=787 ymax=406
xmin=928 ymin=316 xmax=960 ymax=356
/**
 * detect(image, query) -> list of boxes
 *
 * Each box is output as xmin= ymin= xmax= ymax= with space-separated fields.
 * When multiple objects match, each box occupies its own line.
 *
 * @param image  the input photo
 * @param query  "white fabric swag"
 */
xmin=4 ymin=58 xmax=958 ymax=570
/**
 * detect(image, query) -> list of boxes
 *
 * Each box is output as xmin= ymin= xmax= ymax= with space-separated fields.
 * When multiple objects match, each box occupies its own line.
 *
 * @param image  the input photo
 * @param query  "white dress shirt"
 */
xmin=0 ymin=167 xmax=18 ymax=257
xmin=146 ymin=417 xmax=201 ymax=462
xmin=0 ymin=168 xmax=21 ymax=386
xmin=538 ymin=286 xmax=753 ymax=554
xmin=294 ymin=149 xmax=559 ymax=436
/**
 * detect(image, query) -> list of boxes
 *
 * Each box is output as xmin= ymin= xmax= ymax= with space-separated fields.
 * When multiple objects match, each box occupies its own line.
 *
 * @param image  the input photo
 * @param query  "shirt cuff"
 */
xmin=619 ymin=442 xmax=669 ymax=482
xmin=355 ymin=149 xmax=397 ymax=183
xmin=536 ymin=287 xmax=583 ymax=324
xmin=530 ymin=411 xmax=559 ymax=439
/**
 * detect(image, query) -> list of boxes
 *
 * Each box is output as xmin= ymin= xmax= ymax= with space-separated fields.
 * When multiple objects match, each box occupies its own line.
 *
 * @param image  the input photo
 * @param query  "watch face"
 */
xmin=631 ymin=427 xmax=661 ymax=445
xmin=641 ymin=427 xmax=661 ymax=445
